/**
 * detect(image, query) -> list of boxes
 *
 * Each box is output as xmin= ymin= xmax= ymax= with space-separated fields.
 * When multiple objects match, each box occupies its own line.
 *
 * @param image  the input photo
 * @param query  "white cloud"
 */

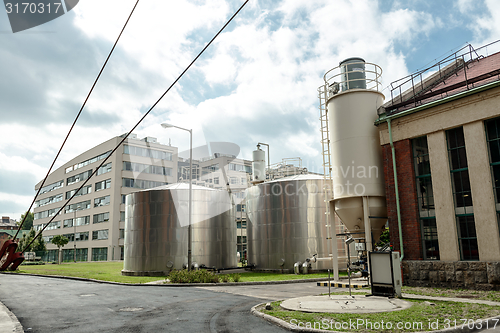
xmin=1 ymin=0 xmax=473 ymax=219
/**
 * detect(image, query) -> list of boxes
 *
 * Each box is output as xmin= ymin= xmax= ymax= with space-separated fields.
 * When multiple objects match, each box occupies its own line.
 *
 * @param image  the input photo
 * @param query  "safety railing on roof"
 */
xmin=381 ymin=40 xmax=500 ymax=115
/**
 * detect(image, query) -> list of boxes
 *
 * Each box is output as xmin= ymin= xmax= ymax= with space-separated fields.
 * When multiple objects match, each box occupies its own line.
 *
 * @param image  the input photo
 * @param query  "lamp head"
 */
xmin=345 ymin=236 xmax=354 ymax=245
xmin=161 ymin=123 xmax=172 ymax=128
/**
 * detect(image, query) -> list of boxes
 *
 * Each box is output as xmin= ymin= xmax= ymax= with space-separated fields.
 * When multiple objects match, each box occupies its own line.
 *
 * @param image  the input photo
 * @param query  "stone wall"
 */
xmin=402 ymin=260 xmax=500 ymax=290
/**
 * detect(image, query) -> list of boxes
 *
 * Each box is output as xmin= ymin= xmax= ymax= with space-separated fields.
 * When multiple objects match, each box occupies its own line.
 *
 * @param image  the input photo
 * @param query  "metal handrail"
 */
xmin=323 ymin=61 xmax=383 ymax=97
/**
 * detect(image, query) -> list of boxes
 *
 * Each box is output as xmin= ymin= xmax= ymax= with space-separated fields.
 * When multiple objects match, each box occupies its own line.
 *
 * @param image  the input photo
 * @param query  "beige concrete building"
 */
xmin=376 ymin=45 xmax=500 ymax=288
xmin=33 ymin=134 xmax=178 ymax=262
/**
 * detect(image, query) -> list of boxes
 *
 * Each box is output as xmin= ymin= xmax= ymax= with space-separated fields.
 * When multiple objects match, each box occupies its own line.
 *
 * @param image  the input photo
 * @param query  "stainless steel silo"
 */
xmin=122 ymin=184 xmax=237 ymax=276
xmin=246 ymin=174 xmax=337 ymax=271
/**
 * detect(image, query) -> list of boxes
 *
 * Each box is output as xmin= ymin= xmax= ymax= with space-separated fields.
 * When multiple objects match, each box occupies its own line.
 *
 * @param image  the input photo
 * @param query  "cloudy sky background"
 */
xmin=1 ymin=0 xmax=500 ymax=220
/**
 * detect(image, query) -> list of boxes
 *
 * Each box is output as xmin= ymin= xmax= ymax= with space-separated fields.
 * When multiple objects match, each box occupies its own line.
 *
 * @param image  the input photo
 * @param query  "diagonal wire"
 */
xmin=14 ymin=0 xmax=140 ymax=240
xmin=23 ymin=0 xmax=250 ymax=252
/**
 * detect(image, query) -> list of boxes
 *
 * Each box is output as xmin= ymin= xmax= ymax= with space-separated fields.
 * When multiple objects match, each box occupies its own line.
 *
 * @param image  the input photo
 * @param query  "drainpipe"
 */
xmin=387 ymin=119 xmax=404 ymax=261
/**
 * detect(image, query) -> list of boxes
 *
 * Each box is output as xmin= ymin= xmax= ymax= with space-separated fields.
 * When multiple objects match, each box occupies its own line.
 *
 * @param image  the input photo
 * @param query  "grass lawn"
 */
xmin=261 ymin=297 xmax=500 ymax=332
xmin=9 ymin=261 xmax=166 ymax=284
xmin=6 ymin=261 xmax=346 ymax=284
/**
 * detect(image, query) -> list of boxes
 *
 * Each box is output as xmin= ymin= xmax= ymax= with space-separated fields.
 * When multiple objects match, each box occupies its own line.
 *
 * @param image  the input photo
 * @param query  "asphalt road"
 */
xmin=0 ymin=274 xmax=327 ymax=333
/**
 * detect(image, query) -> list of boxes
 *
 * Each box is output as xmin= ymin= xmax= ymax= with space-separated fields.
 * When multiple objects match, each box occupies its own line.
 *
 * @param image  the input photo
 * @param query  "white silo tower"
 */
xmin=319 ymin=58 xmax=386 ymax=255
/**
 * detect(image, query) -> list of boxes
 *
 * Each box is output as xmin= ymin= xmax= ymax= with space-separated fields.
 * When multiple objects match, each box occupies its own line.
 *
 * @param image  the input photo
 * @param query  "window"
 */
xmin=214 ymin=177 xmax=219 ymax=185
xmin=119 ymin=229 xmax=125 ymax=239
xmin=485 ymin=118 xmax=500 ymax=237
xmin=64 ymin=200 xmax=91 ymax=213
xmin=34 ymin=207 xmax=61 ymax=220
xmin=123 ymin=145 xmax=173 ymax=160
xmin=230 ymin=177 xmax=238 ymax=185
xmin=62 ymin=248 xmax=88 ymax=262
xmin=120 ymin=211 xmax=125 ymax=222
xmin=43 ymin=235 xmax=54 ymax=244
xmin=39 ymin=180 xmax=64 ymax=195
xmin=97 ymin=162 xmax=112 ymax=175
xmin=447 ymin=127 xmax=478 ymax=260
xmin=63 ymin=231 xmax=89 ymax=242
xmin=35 ymin=193 xmax=63 ymax=208
xmin=237 ymin=236 xmax=247 ymax=244
xmin=95 ymin=179 xmax=111 ymax=192
xmin=63 ymin=216 xmax=90 ymax=228
xmin=122 ymin=194 xmax=126 ymax=204
xmin=122 ymin=178 xmax=167 ymax=189
xmin=94 ymin=195 xmax=110 ymax=207
xmin=123 ymin=161 xmax=173 ymax=176
xmin=67 ymin=169 xmax=93 ymax=186
xmin=45 ymin=221 xmax=61 ymax=230
xmin=92 ymin=229 xmax=109 ymax=240
xmin=93 ymin=212 xmax=109 ymax=224
xmin=92 ymin=247 xmax=107 ymax=261
xmin=65 ymin=151 xmax=111 ymax=173
xmin=412 ymin=136 xmax=439 ymax=260
xmin=236 ymin=221 xmax=247 ymax=229
xmin=236 ymin=204 xmax=245 ymax=212
xmin=65 ymin=185 xmax=92 ymax=200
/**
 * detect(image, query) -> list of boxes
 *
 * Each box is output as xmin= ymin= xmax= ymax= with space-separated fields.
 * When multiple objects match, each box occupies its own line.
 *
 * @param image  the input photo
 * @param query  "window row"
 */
xmin=123 ymin=161 xmax=172 ymax=176
xmin=35 ymin=193 xmax=63 ymax=208
xmin=34 ymin=207 xmax=61 ymax=220
xmin=122 ymin=178 xmax=167 ymax=189
xmin=66 ymin=185 xmax=92 ymax=200
xmin=67 ymin=169 xmax=93 ymax=186
xmin=39 ymin=180 xmax=64 ymax=195
xmin=123 ymin=145 xmax=173 ymax=161
xmin=65 ymin=151 xmax=111 ymax=173
xmin=63 ymin=216 xmax=90 ymax=228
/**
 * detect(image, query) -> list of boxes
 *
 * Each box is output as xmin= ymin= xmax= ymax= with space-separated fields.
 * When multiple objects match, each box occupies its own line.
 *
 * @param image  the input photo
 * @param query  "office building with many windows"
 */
xmin=376 ymin=46 xmax=500 ymax=288
xmin=33 ymin=134 xmax=178 ymax=262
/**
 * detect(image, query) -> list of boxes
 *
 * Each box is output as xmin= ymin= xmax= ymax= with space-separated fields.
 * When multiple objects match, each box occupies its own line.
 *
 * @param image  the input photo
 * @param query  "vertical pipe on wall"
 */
xmin=387 ymin=119 xmax=404 ymax=261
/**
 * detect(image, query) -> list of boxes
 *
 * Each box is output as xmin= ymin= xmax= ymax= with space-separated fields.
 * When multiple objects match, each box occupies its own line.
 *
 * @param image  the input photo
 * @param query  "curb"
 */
xmin=0 ymin=272 xmax=331 ymax=287
xmin=251 ymin=302 xmax=500 ymax=333
xmin=0 ymin=300 xmax=24 ymax=333
xmin=316 ymin=281 xmax=368 ymax=289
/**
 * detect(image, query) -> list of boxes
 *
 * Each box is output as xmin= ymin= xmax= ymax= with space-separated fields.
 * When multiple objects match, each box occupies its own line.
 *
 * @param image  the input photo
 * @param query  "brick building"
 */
xmin=375 ymin=44 xmax=500 ymax=289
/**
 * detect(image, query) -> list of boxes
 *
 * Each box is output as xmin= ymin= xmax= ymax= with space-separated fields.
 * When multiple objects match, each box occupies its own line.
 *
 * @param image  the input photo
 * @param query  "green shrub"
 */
xmin=168 ymin=269 xmax=219 ymax=283
xmin=232 ymin=273 xmax=241 ymax=282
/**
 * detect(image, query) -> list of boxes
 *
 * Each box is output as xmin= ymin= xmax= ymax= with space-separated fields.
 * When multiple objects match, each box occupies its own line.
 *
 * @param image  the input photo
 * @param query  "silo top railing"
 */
xmin=323 ymin=61 xmax=383 ymax=98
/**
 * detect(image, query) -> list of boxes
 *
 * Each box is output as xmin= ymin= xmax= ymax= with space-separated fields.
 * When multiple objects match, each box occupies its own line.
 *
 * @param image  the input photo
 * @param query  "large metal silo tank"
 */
xmin=122 ymin=184 xmax=237 ymax=276
xmin=325 ymin=59 xmax=386 ymax=251
xmin=246 ymin=174 xmax=337 ymax=271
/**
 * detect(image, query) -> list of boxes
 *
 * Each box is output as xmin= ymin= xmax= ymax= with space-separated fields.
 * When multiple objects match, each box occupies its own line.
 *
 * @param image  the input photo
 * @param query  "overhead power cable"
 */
xmin=23 ymin=0 xmax=250 ymax=252
xmin=14 ymin=0 xmax=140 ymax=240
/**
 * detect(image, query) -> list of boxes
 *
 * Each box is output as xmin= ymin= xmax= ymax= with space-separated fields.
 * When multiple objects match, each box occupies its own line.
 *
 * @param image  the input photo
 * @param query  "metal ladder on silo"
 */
xmin=318 ymin=84 xmax=336 ymax=272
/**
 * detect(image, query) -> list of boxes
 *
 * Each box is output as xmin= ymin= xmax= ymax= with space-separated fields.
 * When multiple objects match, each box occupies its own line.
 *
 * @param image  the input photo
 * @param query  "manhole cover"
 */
xmin=119 ymin=307 xmax=143 ymax=312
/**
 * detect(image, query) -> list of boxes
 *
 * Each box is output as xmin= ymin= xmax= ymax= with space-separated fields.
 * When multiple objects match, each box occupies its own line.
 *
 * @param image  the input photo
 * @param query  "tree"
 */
xmin=18 ymin=211 xmax=33 ymax=230
xmin=17 ymin=228 xmax=46 ymax=253
xmin=376 ymin=227 xmax=390 ymax=247
xmin=51 ymin=235 xmax=69 ymax=264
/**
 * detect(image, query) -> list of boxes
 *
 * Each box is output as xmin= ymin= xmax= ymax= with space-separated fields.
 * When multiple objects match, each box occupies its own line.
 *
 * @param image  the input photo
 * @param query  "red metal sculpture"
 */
xmin=0 ymin=240 xmax=25 ymax=271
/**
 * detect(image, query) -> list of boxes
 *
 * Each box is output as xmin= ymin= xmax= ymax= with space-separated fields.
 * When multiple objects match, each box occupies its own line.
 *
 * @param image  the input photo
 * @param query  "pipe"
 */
xmin=387 ymin=119 xmax=404 ymax=261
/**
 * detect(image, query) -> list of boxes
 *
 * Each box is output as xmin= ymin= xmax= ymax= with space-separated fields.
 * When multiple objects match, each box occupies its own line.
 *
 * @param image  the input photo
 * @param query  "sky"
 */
xmin=1 ymin=0 xmax=500 ymax=220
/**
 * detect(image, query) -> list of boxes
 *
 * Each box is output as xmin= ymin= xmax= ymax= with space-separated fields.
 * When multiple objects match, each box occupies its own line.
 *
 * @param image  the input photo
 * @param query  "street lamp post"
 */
xmin=73 ymin=209 xmax=77 ymax=263
xmin=161 ymin=123 xmax=192 ymax=271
